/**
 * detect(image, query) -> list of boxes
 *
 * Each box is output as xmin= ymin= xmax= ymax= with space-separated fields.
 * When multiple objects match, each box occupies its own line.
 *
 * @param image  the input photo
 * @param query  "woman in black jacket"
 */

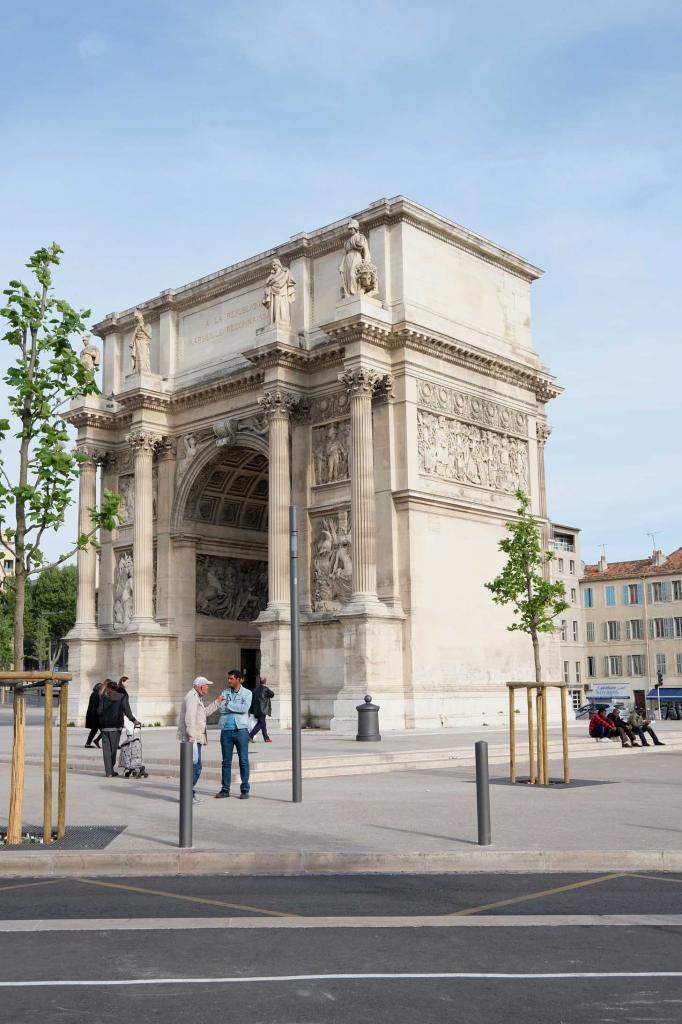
xmin=98 ymin=679 xmax=140 ymax=777
xmin=84 ymin=681 xmax=105 ymax=748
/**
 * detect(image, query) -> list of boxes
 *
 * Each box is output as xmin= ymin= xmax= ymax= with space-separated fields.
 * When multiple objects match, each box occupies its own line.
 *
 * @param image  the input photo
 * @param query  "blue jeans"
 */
xmin=192 ymin=743 xmax=203 ymax=793
xmin=220 ymin=728 xmax=250 ymax=793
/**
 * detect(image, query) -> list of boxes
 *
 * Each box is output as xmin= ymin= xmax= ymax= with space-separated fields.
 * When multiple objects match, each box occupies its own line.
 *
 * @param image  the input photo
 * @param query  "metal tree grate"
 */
xmin=0 ymin=824 xmax=126 ymax=850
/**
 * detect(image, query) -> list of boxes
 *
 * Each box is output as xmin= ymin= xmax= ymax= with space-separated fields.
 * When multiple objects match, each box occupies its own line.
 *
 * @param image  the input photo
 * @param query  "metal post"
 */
xmin=475 ymin=740 xmax=491 ymax=846
xmin=289 ymin=505 xmax=302 ymax=803
xmin=179 ymin=741 xmax=193 ymax=848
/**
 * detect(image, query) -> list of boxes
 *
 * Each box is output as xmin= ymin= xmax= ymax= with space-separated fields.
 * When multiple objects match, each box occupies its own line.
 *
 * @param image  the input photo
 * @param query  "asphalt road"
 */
xmin=1 ymin=872 xmax=681 ymax=1023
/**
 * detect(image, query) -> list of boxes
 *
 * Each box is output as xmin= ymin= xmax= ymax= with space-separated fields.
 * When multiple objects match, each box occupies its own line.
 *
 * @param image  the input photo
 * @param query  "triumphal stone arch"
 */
xmin=66 ymin=197 xmax=561 ymax=731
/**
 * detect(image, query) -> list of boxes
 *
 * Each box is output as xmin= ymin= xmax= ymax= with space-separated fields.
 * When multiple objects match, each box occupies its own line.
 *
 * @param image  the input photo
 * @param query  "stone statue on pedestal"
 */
xmin=262 ymin=258 xmax=295 ymax=326
xmin=79 ymin=334 xmax=101 ymax=371
xmin=339 ymin=219 xmax=377 ymax=297
xmin=130 ymin=309 xmax=152 ymax=373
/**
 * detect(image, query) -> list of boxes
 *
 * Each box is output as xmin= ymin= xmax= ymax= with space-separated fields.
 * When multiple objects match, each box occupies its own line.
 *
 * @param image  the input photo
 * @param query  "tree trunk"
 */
xmin=531 ymin=627 xmax=542 ymax=685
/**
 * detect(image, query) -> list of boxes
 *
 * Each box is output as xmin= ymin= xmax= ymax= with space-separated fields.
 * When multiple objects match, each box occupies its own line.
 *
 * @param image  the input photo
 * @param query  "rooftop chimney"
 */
xmin=652 ymin=549 xmax=665 ymax=567
xmin=598 ymin=554 xmax=608 ymax=572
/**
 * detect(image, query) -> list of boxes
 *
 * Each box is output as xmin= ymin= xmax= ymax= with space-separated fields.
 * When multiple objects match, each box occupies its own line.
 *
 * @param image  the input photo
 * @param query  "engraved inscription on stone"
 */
xmin=313 ymin=420 xmax=350 ymax=485
xmin=311 ymin=513 xmax=352 ymax=612
xmin=113 ymin=550 xmax=134 ymax=628
xmin=416 ymin=380 xmax=528 ymax=438
xmin=417 ymin=410 xmax=529 ymax=494
xmin=196 ymin=554 xmax=268 ymax=621
xmin=183 ymin=300 xmax=267 ymax=348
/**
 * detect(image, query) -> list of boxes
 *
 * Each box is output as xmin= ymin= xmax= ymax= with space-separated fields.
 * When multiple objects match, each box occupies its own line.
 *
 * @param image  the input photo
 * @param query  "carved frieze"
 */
xmin=312 ymin=420 xmax=350 ymax=485
xmin=416 ymin=380 xmax=528 ymax=439
xmin=311 ymin=513 xmax=352 ymax=612
xmin=113 ymin=550 xmax=133 ymax=628
xmin=196 ymin=554 xmax=267 ymax=621
xmin=417 ymin=410 xmax=529 ymax=494
xmin=213 ymin=412 xmax=269 ymax=448
xmin=310 ymin=390 xmax=350 ymax=424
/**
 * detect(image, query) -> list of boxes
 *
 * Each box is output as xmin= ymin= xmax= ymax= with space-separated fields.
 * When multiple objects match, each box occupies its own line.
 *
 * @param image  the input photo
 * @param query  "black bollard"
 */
xmin=356 ymin=695 xmax=381 ymax=741
xmin=179 ymin=740 xmax=193 ymax=848
xmin=475 ymin=740 xmax=491 ymax=846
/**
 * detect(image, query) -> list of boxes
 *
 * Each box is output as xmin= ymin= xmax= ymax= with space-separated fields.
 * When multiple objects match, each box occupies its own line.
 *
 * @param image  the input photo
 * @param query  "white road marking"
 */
xmin=1 ymin=972 xmax=682 ymax=988
xmin=0 ymin=914 xmax=681 ymax=932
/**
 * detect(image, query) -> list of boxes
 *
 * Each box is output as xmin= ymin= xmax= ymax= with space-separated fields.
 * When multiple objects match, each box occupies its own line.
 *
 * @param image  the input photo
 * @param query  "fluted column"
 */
xmin=75 ymin=445 xmax=98 ymax=628
xmin=127 ymin=430 xmax=161 ymax=624
xmin=340 ymin=367 xmax=389 ymax=607
xmin=97 ymin=453 xmax=118 ymax=629
xmin=259 ymin=389 xmax=296 ymax=613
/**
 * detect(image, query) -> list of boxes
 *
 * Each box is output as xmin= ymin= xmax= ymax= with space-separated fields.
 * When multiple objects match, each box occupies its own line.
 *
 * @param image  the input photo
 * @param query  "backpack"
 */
xmin=99 ymin=692 xmax=123 ymax=729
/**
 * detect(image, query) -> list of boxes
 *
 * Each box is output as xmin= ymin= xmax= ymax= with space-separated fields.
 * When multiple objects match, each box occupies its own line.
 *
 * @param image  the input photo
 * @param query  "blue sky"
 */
xmin=1 ymin=0 xmax=680 ymax=566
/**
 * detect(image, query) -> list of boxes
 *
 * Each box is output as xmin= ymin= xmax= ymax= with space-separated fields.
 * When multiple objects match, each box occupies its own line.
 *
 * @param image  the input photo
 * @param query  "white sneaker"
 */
xmin=193 ymin=795 xmax=201 ymax=804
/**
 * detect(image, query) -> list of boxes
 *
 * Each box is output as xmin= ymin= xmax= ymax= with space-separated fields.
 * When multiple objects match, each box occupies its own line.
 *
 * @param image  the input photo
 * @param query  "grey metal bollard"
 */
xmin=356 ymin=695 xmax=381 ymax=742
xmin=179 ymin=740 xmax=193 ymax=848
xmin=475 ymin=740 xmax=491 ymax=846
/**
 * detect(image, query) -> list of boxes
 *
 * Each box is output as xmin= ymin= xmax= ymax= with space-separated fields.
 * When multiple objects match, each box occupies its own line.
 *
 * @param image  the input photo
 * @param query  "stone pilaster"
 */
xmin=75 ymin=444 xmax=98 ymax=630
xmin=127 ymin=429 xmax=162 ymax=626
xmin=536 ymin=421 xmax=551 ymax=520
xmin=155 ymin=437 xmax=176 ymax=624
xmin=339 ymin=367 xmax=385 ymax=610
xmin=97 ymin=452 xmax=118 ymax=629
xmin=258 ymin=389 xmax=298 ymax=615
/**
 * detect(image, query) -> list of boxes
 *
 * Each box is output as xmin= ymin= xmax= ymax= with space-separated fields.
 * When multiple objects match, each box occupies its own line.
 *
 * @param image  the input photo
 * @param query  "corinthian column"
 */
xmin=340 ymin=367 xmax=389 ymax=608
xmin=127 ymin=430 xmax=161 ymax=625
xmin=75 ymin=444 xmax=98 ymax=629
xmin=97 ymin=453 xmax=117 ymax=629
xmin=259 ymin=389 xmax=297 ymax=614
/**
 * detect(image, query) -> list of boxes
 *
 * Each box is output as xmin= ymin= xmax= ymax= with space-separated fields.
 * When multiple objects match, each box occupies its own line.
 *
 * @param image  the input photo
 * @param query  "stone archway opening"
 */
xmin=184 ymin=445 xmax=269 ymax=689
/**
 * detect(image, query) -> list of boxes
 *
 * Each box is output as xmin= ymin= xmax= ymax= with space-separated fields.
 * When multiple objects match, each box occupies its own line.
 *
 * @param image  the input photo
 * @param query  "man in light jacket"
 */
xmin=215 ymin=669 xmax=252 ymax=800
xmin=177 ymin=677 xmax=224 ymax=802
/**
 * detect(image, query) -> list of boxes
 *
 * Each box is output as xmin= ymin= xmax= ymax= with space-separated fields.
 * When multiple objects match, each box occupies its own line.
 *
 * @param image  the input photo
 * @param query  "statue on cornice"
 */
xmin=262 ymin=258 xmax=295 ymax=326
xmin=130 ymin=308 xmax=152 ymax=373
xmin=79 ymin=334 xmax=101 ymax=372
xmin=339 ymin=219 xmax=376 ymax=298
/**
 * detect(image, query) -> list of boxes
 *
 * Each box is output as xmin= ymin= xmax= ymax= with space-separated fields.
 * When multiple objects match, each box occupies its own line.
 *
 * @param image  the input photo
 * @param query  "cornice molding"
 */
xmin=169 ymin=370 xmax=265 ymax=412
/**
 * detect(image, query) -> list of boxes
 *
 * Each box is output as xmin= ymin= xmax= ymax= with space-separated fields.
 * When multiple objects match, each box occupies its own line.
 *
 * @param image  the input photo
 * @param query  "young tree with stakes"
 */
xmin=485 ymin=490 xmax=568 ymax=684
xmin=0 ymin=244 xmax=120 ymax=669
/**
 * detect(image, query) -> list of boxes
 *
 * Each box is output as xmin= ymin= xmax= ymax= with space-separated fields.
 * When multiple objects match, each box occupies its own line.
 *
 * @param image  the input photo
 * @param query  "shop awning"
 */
xmin=646 ymin=688 xmax=682 ymax=700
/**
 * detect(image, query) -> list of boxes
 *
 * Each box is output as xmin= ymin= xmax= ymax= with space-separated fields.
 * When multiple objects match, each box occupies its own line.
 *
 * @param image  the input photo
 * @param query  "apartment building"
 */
xmin=549 ymin=523 xmax=588 ymax=709
xmin=0 ymin=536 xmax=14 ymax=584
xmin=581 ymin=547 xmax=682 ymax=710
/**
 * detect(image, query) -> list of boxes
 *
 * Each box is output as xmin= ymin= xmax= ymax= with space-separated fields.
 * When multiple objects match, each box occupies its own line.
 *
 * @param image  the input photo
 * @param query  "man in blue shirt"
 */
xmin=215 ymin=669 xmax=252 ymax=799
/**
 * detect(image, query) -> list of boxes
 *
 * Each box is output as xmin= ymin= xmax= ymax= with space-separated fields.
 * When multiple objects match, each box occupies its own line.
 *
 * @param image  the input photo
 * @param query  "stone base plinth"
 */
xmin=329 ymin=610 xmax=405 ymax=734
xmin=257 ymin=617 xmax=291 ymax=729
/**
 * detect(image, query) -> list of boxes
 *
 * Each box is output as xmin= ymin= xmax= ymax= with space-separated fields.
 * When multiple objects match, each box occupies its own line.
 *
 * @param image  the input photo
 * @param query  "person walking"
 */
xmin=84 ymin=680 xmax=105 ymax=747
xmin=628 ymin=705 xmax=665 ymax=747
xmin=98 ymin=679 xmax=140 ymax=777
xmin=249 ymin=676 xmax=275 ymax=743
xmin=215 ymin=669 xmax=252 ymax=800
xmin=177 ymin=676 xmax=224 ymax=803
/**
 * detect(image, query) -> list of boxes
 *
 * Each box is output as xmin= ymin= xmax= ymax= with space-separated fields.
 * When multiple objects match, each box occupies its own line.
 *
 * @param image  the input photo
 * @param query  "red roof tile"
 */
xmin=583 ymin=547 xmax=682 ymax=580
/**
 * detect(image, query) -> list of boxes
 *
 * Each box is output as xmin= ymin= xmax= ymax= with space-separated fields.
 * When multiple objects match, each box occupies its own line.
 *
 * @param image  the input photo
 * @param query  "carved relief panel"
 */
xmin=113 ymin=550 xmax=134 ymax=628
xmin=311 ymin=512 xmax=352 ymax=612
xmin=196 ymin=554 xmax=268 ymax=621
xmin=417 ymin=410 xmax=529 ymax=494
xmin=312 ymin=420 xmax=350 ymax=485
xmin=118 ymin=475 xmax=135 ymax=523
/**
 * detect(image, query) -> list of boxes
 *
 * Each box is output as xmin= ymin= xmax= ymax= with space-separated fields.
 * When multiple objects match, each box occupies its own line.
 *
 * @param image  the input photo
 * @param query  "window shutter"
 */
xmin=637 ymin=583 xmax=644 ymax=604
xmin=625 ymin=621 xmax=631 ymax=640
xmin=602 ymin=622 xmax=608 ymax=641
xmin=663 ymin=581 xmax=672 ymax=602
xmin=665 ymin=617 xmax=674 ymax=638
xmin=623 ymin=585 xmax=629 ymax=605
xmin=649 ymin=620 xmax=654 ymax=639
xmin=604 ymin=656 xmax=610 ymax=676
xmin=647 ymin=583 xmax=653 ymax=602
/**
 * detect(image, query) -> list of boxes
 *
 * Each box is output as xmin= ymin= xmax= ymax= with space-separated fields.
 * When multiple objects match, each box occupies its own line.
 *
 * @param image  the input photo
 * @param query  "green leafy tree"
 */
xmin=485 ymin=490 xmax=569 ymax=684
xmin=0 ymin=245 xmax=120 ymax=670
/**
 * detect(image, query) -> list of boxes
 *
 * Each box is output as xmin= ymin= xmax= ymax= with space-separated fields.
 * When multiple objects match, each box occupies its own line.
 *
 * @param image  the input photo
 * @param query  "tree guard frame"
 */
xmin=507 ymin=681 xmax=570 ymax=786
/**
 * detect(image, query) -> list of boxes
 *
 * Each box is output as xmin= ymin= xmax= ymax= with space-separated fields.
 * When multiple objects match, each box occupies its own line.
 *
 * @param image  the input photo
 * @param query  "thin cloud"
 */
xmin=77 ymin=31 xmax=110 ymax=62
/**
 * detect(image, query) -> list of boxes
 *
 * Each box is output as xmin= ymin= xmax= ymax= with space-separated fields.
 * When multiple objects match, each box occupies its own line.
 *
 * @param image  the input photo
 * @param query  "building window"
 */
xmin=557 ymin=557 xmax=564 ymax=572
xmin=651 ymin=617 xmax=674 ymax=639
xmin=575 ymin=661 xmax=581 ymax=684
xmin=624 ymin=583 xmax=642 ymax=605
xmin=2 ymin=559 xmax=12 ymax=571
xmin=569 ymin=560 xmax=575 ymax=574
xmin=673 ymin=580 xmax=682 ymax=601
xmin=571 ymin=588 xmax=577 ymax=603
xmin=651 ymin=581 xmax=671 ymax=603
xmin=675 ymin=617 xmax=682 ymax=638
xmin=604 ymin=620 xmax=621 ymax=641
xmin=605 ymin=585 xmax=616 ymax=607
xmin=628 ymin=654 xmax=645 ymax=676
xmin=570 ymin=689 xmax=582 ymax=710
xmin=560 ymin=620 xmax=567 ymax=641
xmin=626 ymin=619 xmax=644 ymax=641
xmin=583 ymin=588 xmax=594 ymax=609
xmin=573 ymin=621 xmax=579 ymax=642
xmin=587 ymin=656 xmax=596 ymax=678
xmin=606 ymin=655 xmax=623 ymax=677
xmin=656 ymin=653 xmax=666 ymax=677
xmin=554 ymin=533 xmax=574 ymax=552
xmin=677 ymin=653 xmax=682 ymax=675
xmin=586 ymin=622 xmax=595 ymax=642
xmin=563 ymin=660 xmax=570 ymax=684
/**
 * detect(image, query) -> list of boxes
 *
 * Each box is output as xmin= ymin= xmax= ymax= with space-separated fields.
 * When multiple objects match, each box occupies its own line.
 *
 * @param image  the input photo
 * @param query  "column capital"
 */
xmin=536 ymin=422 xmax=552 ymax=447
xmin=158 ymin=436 xmax=177 ymax=460
xmin=126 ymin=429 xmax=163 ymax=454
xmin=259 ymin=388 xmax=301 ymax=421
xmin=339 ymin=367 xmax=392 ymax=399
xmin=74 ymin=442 xmax=104 ymax=467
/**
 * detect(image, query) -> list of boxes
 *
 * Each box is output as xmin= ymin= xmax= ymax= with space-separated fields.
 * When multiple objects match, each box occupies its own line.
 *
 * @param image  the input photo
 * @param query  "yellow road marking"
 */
xmin=74 ymin=877 xmax=299 ymax=918
xmin=629 ymin=873 xmax=682 ymax=885
xmin=449 ymin=872 xmax=629 ymax=916
xmin=0 ymin=878 xmax=66 ymax=894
